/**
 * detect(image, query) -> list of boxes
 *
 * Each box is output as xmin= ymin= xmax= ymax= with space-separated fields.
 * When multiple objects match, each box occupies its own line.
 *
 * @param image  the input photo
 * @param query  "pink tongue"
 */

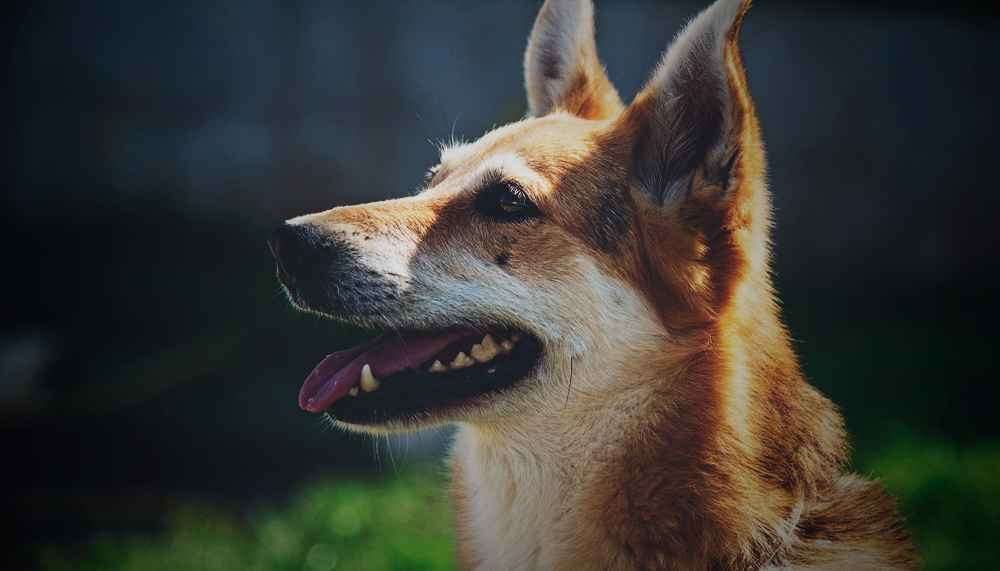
xmin=298 ymin=329 xmax=479 ymax=413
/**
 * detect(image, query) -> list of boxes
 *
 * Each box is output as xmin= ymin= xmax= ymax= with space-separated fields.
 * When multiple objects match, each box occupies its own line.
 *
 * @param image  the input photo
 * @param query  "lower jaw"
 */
xmin=323 ymin=334 xmax=543 ymax=427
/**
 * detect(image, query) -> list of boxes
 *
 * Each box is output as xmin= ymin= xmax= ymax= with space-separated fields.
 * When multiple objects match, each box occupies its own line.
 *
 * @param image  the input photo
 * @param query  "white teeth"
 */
xmin=479 ymin=333 xmax=500 ymax=353
xmin=481 ymin=334 xmax=499 ymax=352
xmin=471 ymin=334 xmax=500 ymax=363
xmin=450 ymin=351 xmax=474 ymax=369
xmin=360 ymin=363 xmax=380 ymax=392
xmin=348 ymin=387 xmax=359 ymax=397
xmin=423 ymin=334 xmax=521 ymax=375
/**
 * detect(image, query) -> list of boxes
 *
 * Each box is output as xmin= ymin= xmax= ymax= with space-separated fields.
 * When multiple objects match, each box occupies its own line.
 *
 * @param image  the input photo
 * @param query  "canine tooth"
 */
xmin=471 ymin=337 xmax=499 ymax=363
xmin=429 ymin=360 xmax=447 ymax=373
xmin=360 ymin=364 xmax=380 ymax=392
xmin=349 ymin=387 xmax=359 ymax=397
xmin=500 ymin=339 xmax=515 ymax=352
xmin=450 ymin=352 xmax=474 ymax=369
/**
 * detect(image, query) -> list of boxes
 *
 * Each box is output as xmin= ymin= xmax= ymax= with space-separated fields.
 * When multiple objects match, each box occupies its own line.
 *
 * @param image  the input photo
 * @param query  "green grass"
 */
xmin=861 ymin=433 xmax=1000 ymax=570
xmin=39 ymin=437 xmax=1000 ymax=570
xmin=38 ymin=469 xmax=455 ymax=571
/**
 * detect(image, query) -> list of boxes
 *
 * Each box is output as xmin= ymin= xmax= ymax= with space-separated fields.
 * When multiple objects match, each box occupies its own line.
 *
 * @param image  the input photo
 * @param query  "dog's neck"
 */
xmin=450 ymin=287 xmax=848 ymax=569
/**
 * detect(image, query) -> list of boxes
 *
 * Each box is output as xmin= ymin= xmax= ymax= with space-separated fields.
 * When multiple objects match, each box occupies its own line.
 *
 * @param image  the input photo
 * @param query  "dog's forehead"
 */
xmin=433 ymin=113 xmax=607 ymax=190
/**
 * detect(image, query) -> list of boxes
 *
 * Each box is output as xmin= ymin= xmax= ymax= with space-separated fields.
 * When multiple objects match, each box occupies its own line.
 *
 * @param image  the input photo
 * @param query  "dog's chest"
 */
xmin=453 ymin=429 xmax=584 ymax=570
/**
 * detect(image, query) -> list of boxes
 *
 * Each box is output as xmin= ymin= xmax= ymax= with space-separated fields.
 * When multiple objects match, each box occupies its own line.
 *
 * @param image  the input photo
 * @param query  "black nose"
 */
xmin=268 ymin=223 xmax=321 ymax=284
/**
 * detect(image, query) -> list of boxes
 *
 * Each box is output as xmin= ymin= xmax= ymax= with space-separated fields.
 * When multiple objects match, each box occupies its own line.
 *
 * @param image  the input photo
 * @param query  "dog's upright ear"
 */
xmin=524 ymin=0 xmax=623 ymax=120
xmin=614 ymin=0 xmax=768 ymax=312
xmin=619 ymin=0 xmax=763 ymax=212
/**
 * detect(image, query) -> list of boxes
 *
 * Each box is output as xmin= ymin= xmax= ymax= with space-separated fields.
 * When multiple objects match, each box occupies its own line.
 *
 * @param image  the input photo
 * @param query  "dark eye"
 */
xmin=475 ymin=181 xmax=540 ymax=222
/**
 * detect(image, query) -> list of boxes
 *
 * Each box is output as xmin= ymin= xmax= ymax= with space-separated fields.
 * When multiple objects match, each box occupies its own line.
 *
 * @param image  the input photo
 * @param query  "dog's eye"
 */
xmin=476 ymin=181 xmax=540 ymax=222
xmin=499 ymin=187 xmax=531 ymax=214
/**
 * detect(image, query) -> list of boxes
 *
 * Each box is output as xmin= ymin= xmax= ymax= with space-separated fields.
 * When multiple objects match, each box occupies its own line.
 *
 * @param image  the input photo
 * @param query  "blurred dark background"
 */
xmin=4 ymin=0 xmax=999 ymax=568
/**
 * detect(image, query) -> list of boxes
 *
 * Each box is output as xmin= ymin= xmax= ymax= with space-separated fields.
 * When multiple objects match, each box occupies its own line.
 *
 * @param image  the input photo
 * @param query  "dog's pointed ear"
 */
xmin=524 ymin=0 xmax=623 ymax=120
xmin=617 ymin=0 xmax=761 ymax=208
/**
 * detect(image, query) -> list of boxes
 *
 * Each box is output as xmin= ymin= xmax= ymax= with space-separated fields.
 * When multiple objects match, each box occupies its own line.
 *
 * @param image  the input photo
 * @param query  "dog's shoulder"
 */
xmin=773 ymin=473 xmax=919 ymax=570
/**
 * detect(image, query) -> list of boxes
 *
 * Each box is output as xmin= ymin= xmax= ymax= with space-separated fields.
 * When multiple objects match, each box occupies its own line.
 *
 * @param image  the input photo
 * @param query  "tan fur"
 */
xmin=284 ymin=0 xmax=917 ymax=568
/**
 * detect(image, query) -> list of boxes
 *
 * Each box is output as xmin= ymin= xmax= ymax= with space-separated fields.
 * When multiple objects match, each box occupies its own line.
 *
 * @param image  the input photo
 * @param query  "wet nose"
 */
xmin=268 ymin=223 xmax=321 ymax=284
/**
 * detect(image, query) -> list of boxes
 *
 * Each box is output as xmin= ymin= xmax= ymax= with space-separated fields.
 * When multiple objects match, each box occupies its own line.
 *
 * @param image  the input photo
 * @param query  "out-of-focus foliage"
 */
xmin=863 ymin=433 xmax=1000 ymax=570
xmin=39 ymin=437 xmax=1000 ymax=571
xmin=38 ymin=469 xmax=454 ymax=571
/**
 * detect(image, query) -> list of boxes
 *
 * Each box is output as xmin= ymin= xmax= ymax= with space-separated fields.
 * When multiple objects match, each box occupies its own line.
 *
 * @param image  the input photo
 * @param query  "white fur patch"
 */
xmin=450 ymin=258 xmax=667 ymax=568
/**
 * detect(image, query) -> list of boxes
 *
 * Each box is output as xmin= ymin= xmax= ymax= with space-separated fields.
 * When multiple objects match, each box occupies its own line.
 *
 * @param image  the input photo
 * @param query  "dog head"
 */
xmin=269 ymin=0 xmax=767 ymax=433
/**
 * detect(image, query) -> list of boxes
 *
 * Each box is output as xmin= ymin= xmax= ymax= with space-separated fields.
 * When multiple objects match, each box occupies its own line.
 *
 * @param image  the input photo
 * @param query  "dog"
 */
xmin=268 ymin=0 xmax=917 ymax=568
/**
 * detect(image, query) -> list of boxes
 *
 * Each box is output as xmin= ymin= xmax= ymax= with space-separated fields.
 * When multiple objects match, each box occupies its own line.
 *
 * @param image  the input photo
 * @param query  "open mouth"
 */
xmin=299 ymin=327 xmax=542 ymax=425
